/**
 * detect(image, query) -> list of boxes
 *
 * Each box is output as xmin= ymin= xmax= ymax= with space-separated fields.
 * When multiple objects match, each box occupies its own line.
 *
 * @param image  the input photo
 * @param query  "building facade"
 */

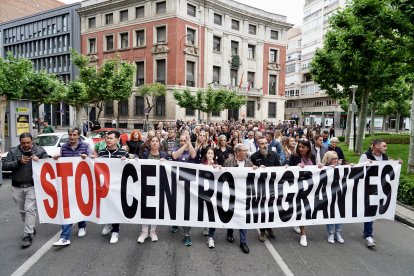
xmin=0 ymin=3 xmax=81 ymax=127
xmin=77 ymin=0 xmax=292 ymax=128
xmin=285 ymin=0 xmax=347 ymax=129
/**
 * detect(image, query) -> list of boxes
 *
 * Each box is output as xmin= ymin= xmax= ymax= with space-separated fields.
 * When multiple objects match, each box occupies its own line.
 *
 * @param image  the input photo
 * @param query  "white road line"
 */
xmin=11 ymin=232 xmax=61 ymax=276
xmin=258 ymin=230 xmax=294 ymax=276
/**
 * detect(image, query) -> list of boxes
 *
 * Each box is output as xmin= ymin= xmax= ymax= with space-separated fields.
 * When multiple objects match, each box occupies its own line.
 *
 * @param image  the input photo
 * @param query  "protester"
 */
xmin=289 ymin=139 xmax=317 ymax=247
xmin=223 ymin=143 xmax=257 ymax=254
xmin=322 ymin=130 xmax=331 ymax=148
xmin=126 ymin=130 xmax=144 ymax=157
xmin=52 ymin=127 xmax=91 ymax=247
xmin=2 ymin=132 xmax=48 ymax=248
xmin=99 ymin=131 xmax=130 ymax=244
xmin=171 ymin=133 xmax=196 ymax=246
xmin=250 ymin=137 xmax=281 ymax=242
xmin=358 ymin=139 xmax=402 ymax=248
xmin=162 ymin=128 xmax=179 ymax=160
xmin=137 ymin=136 xmax=168 ymax=243
xmin=194 ymin=130 xmax=209 ymax=164
xmin=322 ymin=151 xmax=345 ymax=244
xmin=311 ymin=134 xmax=328 ymax=164
xmin=40 ymin=121 xmax=54 ymax=134
xmin=327 ymin=137 xmax=345 ymax=163
xmin=280 ymin=137 xmax=296 ymax=165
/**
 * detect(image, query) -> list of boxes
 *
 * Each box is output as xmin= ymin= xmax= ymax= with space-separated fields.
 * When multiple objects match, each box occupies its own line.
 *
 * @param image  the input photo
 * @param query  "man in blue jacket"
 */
xmin=52 ymin=127 xmax=91 ymax=247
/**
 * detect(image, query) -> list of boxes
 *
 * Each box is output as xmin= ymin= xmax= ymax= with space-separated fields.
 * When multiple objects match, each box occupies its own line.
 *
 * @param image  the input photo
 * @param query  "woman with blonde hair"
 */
xmin=274 ymin=129 xmax=283 ymax=143
xmin=280 ymin=137 xmax=296 ymax=165
xmin=322 ymin=151 xmax=345 ymax=244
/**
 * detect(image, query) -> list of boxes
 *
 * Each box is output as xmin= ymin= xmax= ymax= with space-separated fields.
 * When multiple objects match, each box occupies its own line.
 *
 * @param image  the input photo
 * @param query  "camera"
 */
xmin=23 ymin=151 xmax=32 ymax=157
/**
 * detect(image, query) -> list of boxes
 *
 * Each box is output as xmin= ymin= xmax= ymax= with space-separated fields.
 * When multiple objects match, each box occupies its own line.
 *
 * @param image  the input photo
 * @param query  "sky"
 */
xmin=59 ymin=0 xmax=305 ymax=26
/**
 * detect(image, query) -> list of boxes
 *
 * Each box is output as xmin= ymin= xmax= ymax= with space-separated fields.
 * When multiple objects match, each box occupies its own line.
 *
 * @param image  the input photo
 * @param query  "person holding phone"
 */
xmin=3 ymin=132 xmax=48 ymax=248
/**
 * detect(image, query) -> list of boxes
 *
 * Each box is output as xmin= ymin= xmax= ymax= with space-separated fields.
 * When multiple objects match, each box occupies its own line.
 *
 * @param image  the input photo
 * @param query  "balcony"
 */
xmin=210 ymin=83 xmax=263 ymax=97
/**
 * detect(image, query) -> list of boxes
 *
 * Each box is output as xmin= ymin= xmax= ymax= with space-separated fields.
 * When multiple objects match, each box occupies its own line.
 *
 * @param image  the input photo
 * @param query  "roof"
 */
xmin=0 ymin=0 xmax=65 ymax=23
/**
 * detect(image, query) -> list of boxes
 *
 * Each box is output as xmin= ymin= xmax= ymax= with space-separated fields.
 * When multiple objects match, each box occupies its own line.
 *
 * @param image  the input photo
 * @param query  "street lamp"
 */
xmin=348 ymin=85 xmax=358 ymax=151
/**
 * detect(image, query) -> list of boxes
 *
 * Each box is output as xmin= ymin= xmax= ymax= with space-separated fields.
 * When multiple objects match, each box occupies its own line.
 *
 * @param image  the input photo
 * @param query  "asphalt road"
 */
xmin=1 ymin=178 xmax=413 ymax=276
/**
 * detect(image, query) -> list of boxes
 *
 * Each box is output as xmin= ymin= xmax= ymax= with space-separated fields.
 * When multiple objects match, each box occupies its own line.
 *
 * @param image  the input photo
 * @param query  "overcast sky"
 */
xmin=59 ymin=0 xmax=304 ymax=26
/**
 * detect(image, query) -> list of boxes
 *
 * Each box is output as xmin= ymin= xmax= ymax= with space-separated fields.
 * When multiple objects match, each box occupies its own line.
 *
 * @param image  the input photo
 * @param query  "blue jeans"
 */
xmin=363 ymin=222 xmax=373 ymax=238
xmin=227 ymin=229 xmax=247 ymax=244
xmin=61 ymin=221 xmax=86 ymax=240
xmin=326 ymin=224 xmax=343 ymax=234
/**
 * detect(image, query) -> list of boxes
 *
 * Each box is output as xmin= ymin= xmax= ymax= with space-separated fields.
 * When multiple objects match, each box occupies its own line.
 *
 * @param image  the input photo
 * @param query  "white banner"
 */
xmin=33 ymin=158 xmax=401 ymax=229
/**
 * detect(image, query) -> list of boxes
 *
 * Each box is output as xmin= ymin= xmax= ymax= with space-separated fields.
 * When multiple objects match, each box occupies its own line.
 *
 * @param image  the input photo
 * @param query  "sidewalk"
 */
xmin=395 ymin=202 xmax=414 ymax=228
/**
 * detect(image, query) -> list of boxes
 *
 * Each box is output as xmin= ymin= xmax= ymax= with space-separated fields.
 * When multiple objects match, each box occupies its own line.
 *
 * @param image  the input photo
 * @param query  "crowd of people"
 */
xmin=2 ymin=119 xmax=397 ymax=254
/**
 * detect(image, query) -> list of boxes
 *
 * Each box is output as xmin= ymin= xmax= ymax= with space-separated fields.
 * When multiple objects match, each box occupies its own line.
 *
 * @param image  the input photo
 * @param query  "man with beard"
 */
xmin=250 ymin=137 xmax=282 ymax=242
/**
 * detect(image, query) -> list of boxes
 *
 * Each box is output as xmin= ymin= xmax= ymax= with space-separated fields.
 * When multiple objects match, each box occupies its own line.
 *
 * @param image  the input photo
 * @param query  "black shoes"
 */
xmin=240 ymin=243 xmax=250 ymax=254
xmin=21 ymin=235 xmax=33 ymax=248
xmin=267 ymin=229 xmax=276 ymax=239
xmin=226 ymin=235 xmax=234 ymax=243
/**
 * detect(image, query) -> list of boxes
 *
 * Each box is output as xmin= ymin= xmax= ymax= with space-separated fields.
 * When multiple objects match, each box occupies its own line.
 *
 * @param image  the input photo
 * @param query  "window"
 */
xmin=88 ymin=38 xmax=96 ymax=53
xmin=249 ymin=24 xmax=257 ymax=35
xmin=156 ymin=59 xmax=166 ymax=84
xmin=156 ymin=1 xmax=166 ymax=14
xmin=231 ymin=19 xmax=239 ymax=30
xmin=247 ymin=72 xmax=255 ymax=88
xmin=269 ymin=75 xmax=277 ymax=95
xmin=271 ymin=30 xmax=279 ymax=40
xmin=136 ymin=61 xmax=145 ymax=86
xmin=186 ymin=61 xmax=195 ymax=87
xmin=88 ymin=17 xmax=96 ymax=28
xmin=230 ymin=69 xmax=238 ymax=86
xmin=156 ymin=26 xmax=166 ymax=43
xmin=268 ymin=102 xmax=277 ymax=118
xmin=247 ymin=101 xmax=255 ymax=118
xmin=135 ymin=96 xmax=145 ymax=115
xmin=214 ymin=13 xmax=222 ymax=25
xmin=231 ymin=40 xmax=239 ymax=55
xmin=248 ymin=44 xmax=255 ymax=59
xmin=186 ymin=109 xmax=195 ymax=116
xmin=120 ymin=32 xmax=129 ymax=49
xmin=136 ymin=6 xmax=145 ymax=18
xmin=118 ymin=100 xmax=129 ymax=116
xmin=105 ymin=101 xmax=114 ymax=115
xmin=211 ymin=111 xmax=220 ymax=117
xmin=187 ymin=3 xmax=196 ymax=17
xmin=155 ymin=96 xmax=165 ymax=116
xmin=120 ymin=10 xmax=128 ymax=22
xmin=213 ymin=36 xmax=221 ymax=52
xmin=213 ymin=66 xmax=220 ymax=84
xmin=105 ymin=35 xmax=114 ymax=51
xmin=187 ymin=28 xmax=195 ymax=45
xmin=135 ymin=30 xmax=145 ymax=46
xmin=270 ymin=49 xmax=278 ymax=62
xmin=105 ymin=13 xmax=113 ymax=25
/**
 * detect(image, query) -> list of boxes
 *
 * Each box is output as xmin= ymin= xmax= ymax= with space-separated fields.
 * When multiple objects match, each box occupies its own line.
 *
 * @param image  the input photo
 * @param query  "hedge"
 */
xmin=398 ymin=175 xmax=414 ymax=207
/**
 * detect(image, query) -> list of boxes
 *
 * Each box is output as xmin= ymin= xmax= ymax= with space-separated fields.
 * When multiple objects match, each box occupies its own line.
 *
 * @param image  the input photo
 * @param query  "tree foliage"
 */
xmin=137 ymin=83 xmax=167 ymax=113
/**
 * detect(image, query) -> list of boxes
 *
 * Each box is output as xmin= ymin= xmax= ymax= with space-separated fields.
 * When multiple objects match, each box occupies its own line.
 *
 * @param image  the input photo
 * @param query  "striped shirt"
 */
xmin=98 ymin=147 xmax=130 ymax=159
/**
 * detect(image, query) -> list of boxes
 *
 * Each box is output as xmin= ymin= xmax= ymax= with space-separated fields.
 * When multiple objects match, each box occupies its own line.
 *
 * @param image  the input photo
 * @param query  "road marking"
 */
xmin=11 ymin=232 xmax=60 ymax=276
xmin=258 ymin=230 xmax=294 ymax=276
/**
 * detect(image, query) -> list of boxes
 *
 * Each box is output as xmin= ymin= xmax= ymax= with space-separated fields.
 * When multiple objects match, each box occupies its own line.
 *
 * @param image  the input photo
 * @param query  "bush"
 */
xmin=398 ymin=175 xmax=414 ymax=206
xmin=338 ymin=136 xmax=345 ymax=142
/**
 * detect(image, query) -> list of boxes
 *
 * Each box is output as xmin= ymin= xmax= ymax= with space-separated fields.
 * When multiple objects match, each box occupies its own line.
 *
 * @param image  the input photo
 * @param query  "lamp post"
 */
xmin=348 ymin=85 xmax=358 ymax=151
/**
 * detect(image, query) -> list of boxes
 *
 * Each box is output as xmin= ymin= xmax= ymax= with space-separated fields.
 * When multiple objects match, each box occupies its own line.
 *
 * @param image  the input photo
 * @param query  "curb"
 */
xmin=395 ymin=202 xmax=414 ymax=228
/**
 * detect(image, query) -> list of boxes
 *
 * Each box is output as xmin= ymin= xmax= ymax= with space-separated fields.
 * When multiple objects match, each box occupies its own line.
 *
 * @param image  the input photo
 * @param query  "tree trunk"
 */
xmin=382 ymin=115 xmax=386 ymax=132
xmin=396 ymin=112 xmax=401 ymax=134
xmin=0 ymin=95 xmax=7 ymax=152
xmin=74 ymin=105 xmax=84 ymax=131
xmin=344 ymin=93 xmax=352 ymax=144
xmin=407 ymin=83 xmax=414 ymax=173
xmin=355 ymin=89 xmax=369 ymax=155
xmin=370 ymin=104 xmax=375 ymax=136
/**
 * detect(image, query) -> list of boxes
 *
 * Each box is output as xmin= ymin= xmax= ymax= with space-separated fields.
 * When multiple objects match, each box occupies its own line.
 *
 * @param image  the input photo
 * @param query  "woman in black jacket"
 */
xmin=289 ymin=139 xmax=316 ymax=247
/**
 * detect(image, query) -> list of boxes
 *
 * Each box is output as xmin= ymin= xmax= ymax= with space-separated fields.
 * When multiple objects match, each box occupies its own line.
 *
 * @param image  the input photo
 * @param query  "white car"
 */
xmin=1 ymin=132 xmax=94 ymax=174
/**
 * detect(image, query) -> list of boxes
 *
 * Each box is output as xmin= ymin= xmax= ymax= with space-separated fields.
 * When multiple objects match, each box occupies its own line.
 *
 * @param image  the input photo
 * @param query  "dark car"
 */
xmin=89 ymin=120 xmax=101 ymax=131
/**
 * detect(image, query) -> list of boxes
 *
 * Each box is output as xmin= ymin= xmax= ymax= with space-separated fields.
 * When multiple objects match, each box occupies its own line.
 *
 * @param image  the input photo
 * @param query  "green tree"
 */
xmin=68 ymin=49 xmax=135 ymax=128
xmin=173 ymin=87 xmax=246 ymax=122
xmin=137 ymin=83 xmax=167 ymax=127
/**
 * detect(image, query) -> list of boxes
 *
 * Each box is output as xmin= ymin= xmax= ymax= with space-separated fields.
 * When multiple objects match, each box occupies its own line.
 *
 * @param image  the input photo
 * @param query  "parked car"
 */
xmin=88 ymin=120 xmax=101 ymax=131
xmin=87 ymin=128 xmax=129 ymax=145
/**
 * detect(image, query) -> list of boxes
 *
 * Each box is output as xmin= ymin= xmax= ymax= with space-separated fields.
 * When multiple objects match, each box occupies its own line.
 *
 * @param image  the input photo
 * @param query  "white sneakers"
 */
xmin=335 ymin=232 xmax=344 ymax=244
xmin=366 ymin=236 xmax=376 ymax=248
xmin=327 ymin=234 xmax=335 ymax=244
xmin=207 ymin=237 xmax=215 ymax=248
xmin=78 ymin=228 xmax=86 ymax=238
xmin=300 ymin=235 xmax=307 ymax=247
xmin=137 ymin=232 xmax=148 ymax=243
xmin=53 ymin=238 xmax=71 ymax=247
xmin=150 ymin=232 xmax=158 ymax=242
xmin=110 ymin=232 xmax=119 ymax=244
xmin=293 ymin=226 xmax=301 ymax=234
xmin=102 ymin=224 xmax=112 ymax=236
xmin=203 ymin=228 xmax=209 ymax=236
